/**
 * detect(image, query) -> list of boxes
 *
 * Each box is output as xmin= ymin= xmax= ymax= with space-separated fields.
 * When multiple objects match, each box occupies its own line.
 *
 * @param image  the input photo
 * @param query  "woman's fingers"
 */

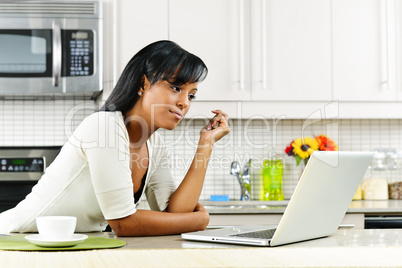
xmin=207 ymin=110 xmax=229 ymax=130
xmin=201 ymin=110 xmax=231 ymax=146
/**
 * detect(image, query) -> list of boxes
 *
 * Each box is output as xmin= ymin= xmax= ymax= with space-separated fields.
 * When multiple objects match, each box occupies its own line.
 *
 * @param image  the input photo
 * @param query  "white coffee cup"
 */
xmin=36 ymin=216 xmax=77 ymax=240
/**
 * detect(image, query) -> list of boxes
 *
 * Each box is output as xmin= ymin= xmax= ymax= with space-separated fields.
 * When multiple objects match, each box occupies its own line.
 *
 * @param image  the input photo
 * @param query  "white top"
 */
xmin=0 ymin=111 xmax=176 ymax=233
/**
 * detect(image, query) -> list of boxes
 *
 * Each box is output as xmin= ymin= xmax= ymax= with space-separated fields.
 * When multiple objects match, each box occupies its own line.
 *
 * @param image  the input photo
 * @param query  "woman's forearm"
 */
xmin=167 ymin=110 xmax=230 ymax=213
xmin=107 ymin=208 xmax=209 ymax=237
xmin=167 ymin=140 xmax=213 ymax=213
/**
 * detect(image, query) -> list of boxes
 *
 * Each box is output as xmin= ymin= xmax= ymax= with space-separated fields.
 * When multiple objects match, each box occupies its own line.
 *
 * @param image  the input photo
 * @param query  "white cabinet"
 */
xmin=110 ymin=0 xmax=402 ymax=118
xmin=332 ymin=0 xmax=397 ymax=101
xmin=99 ymin=0 xmax=115 ymax=101
xmin=250 ymin=0 xmax=332 ymax=101
xmin=169 ymin=0 xmax=250 ymax=101
xmin=169 ymin=0 xmax=331 ymax=102
xmin=113 ymin=0 xmax=168 ymax=83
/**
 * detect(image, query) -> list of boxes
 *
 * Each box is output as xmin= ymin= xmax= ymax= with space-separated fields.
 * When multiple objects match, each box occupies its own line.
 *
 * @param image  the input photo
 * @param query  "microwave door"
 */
xmin=0 ymin=30 xmax=52 ymax=77
xmin=52 ymin=21 xmax=62 ymax=91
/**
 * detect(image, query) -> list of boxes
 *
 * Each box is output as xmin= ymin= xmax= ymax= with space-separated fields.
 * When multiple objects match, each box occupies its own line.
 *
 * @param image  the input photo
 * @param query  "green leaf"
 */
xmin=295 ymin=155 xmax=302 ymax=166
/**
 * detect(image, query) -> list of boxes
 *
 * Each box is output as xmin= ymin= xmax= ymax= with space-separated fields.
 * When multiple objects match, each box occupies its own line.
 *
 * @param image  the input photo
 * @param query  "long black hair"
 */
xmin=100 ymin=40 xmax=208 ymax=116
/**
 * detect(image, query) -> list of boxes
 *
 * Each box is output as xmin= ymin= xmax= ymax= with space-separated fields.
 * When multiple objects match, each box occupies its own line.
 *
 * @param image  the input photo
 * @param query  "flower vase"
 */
xmin=297 ymin=158 xmax=309 ymax=179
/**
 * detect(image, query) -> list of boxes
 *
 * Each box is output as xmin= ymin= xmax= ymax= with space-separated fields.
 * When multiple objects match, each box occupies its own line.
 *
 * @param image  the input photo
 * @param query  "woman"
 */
xmin=0 ymin=40 xmax=230 ymax=236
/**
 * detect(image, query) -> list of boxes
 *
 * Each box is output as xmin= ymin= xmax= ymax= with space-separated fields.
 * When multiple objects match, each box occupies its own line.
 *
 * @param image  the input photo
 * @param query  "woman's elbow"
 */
xmin=107 ymin=220 xmax=126 ymax=236
xmin=107 ymin=214 xmax=136 ymax=237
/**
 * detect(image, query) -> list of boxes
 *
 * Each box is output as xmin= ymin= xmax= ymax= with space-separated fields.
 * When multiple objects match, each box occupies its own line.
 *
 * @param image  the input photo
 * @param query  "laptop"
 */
xmin=182 ymin=151 xmax=374 ymax=247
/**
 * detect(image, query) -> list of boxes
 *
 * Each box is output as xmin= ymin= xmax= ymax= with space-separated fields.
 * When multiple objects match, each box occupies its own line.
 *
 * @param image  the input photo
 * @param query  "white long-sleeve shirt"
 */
xmin=0 ymin=111 xmax=176 ymax=233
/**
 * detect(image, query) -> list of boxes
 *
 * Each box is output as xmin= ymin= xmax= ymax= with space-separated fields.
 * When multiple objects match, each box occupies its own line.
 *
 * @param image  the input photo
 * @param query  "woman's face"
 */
xmin=140 ymin=78 xmax=198 ymax=130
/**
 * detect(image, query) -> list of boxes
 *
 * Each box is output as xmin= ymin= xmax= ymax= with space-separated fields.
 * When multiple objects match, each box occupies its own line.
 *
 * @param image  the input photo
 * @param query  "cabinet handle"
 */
xmin=261 ymin=0 xmax=267 ymax=90
xmin=239 ymin=0 xmax=245 ymax=90
xmin=380 ymin=0 xmax=389 ymax=91
xmin=52 ymin=20 xmax=62 ymax=90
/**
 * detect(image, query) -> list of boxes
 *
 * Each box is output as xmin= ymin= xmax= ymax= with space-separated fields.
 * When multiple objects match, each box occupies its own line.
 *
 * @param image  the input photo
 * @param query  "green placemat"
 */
xmin=0 ymin=235 xmax=126 ymax=251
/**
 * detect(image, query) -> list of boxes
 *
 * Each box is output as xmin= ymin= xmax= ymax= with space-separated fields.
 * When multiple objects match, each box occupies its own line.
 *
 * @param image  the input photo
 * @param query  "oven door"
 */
xmin=0 ymin=180 xmax=38 ymax=213
xmin=0 ymin=146 xmax=61 ymax=213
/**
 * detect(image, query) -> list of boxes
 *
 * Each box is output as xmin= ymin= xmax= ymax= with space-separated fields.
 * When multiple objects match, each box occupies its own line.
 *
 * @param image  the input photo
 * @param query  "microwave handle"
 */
xmin=52 ymin=20 xmax=62 ymax=89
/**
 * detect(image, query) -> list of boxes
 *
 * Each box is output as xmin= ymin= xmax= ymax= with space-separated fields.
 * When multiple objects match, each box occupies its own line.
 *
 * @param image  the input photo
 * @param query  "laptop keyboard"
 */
xmin=230 ymin=229 xmax=276 ymax=239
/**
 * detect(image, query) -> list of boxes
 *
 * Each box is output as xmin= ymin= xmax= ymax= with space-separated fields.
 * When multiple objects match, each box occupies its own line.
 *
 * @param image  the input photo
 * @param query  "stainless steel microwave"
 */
xmin=0 ymin=0 xmax=103 ymax=99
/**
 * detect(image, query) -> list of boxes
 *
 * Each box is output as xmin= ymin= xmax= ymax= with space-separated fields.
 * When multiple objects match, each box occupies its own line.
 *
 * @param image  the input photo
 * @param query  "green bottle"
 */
xmin=262 ymin=159 xmax=284 ymax=201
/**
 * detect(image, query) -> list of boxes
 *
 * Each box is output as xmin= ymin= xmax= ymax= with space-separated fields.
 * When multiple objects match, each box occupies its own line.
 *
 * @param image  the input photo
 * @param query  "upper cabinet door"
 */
xmin=332 ymin=0 xmax=397 ymax=101
xmin=169 ymin=0 xmax=251 ymax=101
xmin=250 ymin=0 xmax=332 ymax=101
xmin=114 ymin=0 xmax=168 ymax=78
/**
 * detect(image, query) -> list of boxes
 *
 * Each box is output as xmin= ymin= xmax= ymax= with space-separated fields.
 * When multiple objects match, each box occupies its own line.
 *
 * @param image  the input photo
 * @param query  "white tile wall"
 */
xmin=1 ymin=99 xmax=402 ymax=201
xmin=0 ymin=99 xmax=96 ymax=146
xmin=158 ymin=118 xmax=402 ymax=201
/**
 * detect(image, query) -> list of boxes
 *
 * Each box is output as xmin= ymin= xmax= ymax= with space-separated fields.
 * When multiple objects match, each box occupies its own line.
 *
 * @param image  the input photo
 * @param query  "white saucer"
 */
xmin=25 ymin=234 xmax=88 ymax=248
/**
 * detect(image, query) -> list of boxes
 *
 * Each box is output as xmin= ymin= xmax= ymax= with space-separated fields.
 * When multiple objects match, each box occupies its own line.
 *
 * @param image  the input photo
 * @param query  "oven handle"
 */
xmin=365 ymin=216 xmax=402 ymax=229
xmin=52 ymin=20 xmax=62 ymax=89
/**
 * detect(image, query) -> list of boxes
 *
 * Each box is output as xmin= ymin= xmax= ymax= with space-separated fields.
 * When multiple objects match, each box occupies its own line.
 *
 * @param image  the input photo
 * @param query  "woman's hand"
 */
xmin=200 ymin=110 xmax=230 ymax=147
xmin=194 ymin=203 xmax=210 ymax=229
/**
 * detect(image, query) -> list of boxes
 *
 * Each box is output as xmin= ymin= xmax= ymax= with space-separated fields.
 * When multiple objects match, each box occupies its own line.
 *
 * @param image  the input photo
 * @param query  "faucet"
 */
xmin=230 ymin=160 xmax=251 ymax=201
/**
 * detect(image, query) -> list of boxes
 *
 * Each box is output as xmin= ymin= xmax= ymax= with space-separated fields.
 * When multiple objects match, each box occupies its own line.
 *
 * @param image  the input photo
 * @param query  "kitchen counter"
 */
xmin=199 ymin=200 xmax=402 ymax=229
xmin=348 ymin=200 xmax=402 ymax=214
xmin=97 ymin=228 xmax=402 ymax=249
xmin=2 ymin=229 xmax=402 ymax=267
xmin=200 ymin=200 xmax=402 ymax=214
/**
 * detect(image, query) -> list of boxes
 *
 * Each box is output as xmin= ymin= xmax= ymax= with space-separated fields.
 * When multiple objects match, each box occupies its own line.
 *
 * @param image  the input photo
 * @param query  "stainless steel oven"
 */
xmin=0 ymin=147 xmax=60 ymax=213
xmin=0 ymin=0 xmax=103 ymax=99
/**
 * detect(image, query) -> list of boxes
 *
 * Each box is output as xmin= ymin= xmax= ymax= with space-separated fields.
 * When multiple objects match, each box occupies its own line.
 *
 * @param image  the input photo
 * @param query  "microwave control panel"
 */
xmin=0 ymin=158 xmax=45 ymax=173
xmin=63 ymin=30 xmax=94 ymax=77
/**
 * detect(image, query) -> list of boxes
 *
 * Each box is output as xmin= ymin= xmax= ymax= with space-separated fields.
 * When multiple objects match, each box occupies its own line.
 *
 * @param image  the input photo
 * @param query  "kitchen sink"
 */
xmin=204 ymin=205 xmax=282 ymax=209
xmin=201 ymin=201 xmax=288 ymax=211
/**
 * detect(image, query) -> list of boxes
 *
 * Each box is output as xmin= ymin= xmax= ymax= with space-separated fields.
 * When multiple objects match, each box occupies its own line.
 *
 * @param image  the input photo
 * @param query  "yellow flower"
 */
xmin=292 ymin=137 xmax=319 ymax=159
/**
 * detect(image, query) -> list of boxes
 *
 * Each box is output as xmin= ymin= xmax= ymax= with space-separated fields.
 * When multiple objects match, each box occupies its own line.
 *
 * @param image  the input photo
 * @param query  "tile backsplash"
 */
xmin=0 ymin=98 xmax=96 ymax=146
xmin=159 ymin=118 xmax=402 ymax=201
xmin=1 ymin=99 xmax=402 ymax=201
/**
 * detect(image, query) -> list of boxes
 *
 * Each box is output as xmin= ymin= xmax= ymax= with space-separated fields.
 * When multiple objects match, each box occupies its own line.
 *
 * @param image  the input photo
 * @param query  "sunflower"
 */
xmin=315 ymin=135 xmax=338 ymax=151
xmin=292 ymin=137 xmax=319 ymax=159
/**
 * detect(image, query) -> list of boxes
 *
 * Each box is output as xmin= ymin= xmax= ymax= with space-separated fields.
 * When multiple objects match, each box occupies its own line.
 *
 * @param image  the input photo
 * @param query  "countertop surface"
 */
xmin=3 ymin=229 xmax=402 ymax=267
xmin=199 ymin=199 xmax=402 ymax=214
xmin=94 ymin=228 xmax=402 ymax=249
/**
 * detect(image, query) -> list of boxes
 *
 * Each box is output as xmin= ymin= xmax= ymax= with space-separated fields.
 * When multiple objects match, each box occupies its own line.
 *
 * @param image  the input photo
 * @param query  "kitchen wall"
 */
xmin=0 ymin=98 xmax=96 ymax=146
xmin=2 ymin=99 xmax=400 ymax=201
xmin=159 ymin=117 xmax=402 ymax=201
